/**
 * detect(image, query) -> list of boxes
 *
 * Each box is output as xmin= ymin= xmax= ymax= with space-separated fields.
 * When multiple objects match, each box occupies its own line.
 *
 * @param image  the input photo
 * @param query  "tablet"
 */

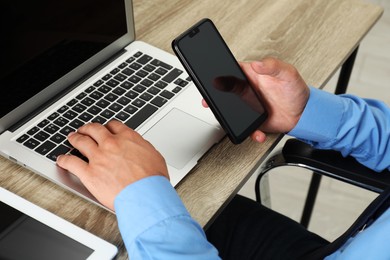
xmin=0 ymin=187 xmax=118 ymax=259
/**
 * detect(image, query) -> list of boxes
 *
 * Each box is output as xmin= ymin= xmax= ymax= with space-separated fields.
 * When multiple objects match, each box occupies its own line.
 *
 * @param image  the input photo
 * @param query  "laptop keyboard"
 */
xmin=15 ymin=51 xmax=190 ymax=162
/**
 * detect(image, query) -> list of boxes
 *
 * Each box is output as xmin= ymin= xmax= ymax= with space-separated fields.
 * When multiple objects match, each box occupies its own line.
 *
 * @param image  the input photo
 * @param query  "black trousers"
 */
xmin=206 ymin=195 xmax=330 ymax=260
xmin=206 ymin=187 xmax=390 ymax=260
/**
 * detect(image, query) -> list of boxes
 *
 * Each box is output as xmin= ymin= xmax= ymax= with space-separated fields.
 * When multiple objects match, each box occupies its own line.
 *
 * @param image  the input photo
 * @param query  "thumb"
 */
xmin=250 ymin=58 xmax=282 ymax=77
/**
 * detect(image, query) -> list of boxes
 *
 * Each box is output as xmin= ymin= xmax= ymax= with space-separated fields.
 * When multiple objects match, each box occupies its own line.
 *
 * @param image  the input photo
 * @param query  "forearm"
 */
xmin=114 ymin=176 xmax=220 ymax=259
xmin=289 ymin=87 xmax=390 ymax=171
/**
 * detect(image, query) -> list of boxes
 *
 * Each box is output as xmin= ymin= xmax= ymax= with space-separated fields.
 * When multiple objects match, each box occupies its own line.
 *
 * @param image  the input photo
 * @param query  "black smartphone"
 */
xmin=172 ymin=18 xmax=268 ymax=144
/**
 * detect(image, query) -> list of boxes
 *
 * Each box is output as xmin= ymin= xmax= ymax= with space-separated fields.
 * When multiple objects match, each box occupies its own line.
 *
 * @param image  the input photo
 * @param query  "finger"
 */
xmin=202 ymin=99 xmax=209 ymax=108
xmin=67 ymin=131 xmax=98 ymax=158
xmin=250 ymin=58 xmax=282 ymax=77
xmin=77 ymin=122 xmax=112 ymax=145
xmin=250 ymin=130 xmax=267 ymax=143
xmin=56 ymin=154 xmax=90 ymax=179
xmin=105 ymin=120 xmax=132 ymax=135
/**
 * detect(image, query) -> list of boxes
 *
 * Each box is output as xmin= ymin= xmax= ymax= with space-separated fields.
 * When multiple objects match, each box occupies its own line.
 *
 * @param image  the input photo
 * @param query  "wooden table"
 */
xmin=0 ymin=0 xmax=383 ymax=258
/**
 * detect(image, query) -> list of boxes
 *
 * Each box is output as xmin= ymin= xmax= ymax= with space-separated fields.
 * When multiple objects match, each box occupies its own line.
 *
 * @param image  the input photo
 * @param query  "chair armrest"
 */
xmin=281 ymin=139 xmax=390 ymax=192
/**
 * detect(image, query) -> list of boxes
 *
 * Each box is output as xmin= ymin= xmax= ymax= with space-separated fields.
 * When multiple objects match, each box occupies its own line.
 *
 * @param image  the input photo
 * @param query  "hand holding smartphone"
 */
xmin=172 ymin=18 xmax=268 ymax=144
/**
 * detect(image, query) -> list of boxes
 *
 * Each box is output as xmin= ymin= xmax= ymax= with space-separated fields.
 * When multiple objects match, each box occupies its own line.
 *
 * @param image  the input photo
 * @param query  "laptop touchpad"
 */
xmin=143 ymin=108 xmax=219 ymax=169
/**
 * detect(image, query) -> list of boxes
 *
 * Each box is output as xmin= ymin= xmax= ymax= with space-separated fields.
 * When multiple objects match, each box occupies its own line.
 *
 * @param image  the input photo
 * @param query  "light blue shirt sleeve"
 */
xmin=114 ymin=175 xmax=220 ymax=259
xmin=290 ymin=87 xmax=390 ymax=171
xmin=289 ymin=87 xmax=390 ymax=259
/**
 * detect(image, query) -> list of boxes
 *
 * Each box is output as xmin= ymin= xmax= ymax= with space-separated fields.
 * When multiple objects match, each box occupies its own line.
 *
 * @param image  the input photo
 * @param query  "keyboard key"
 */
xmin=98 ymin=85 xmax=112 ymax=94
xmin=24 ymin=138 xmax=40 ymax=149
xmin=124 ymin=105 xmax=138 ymax=114
xmin=104 ymin=93 xmax=118 ymax=102
xmin=35 ymin=141 xmax=56 ymax=155
xmin=137 ymin=54 xmax=153 ymax=64
xmin=129 ymin=75 xmax=141 ymax=84
xmin=110 ymin=68 xmax=120 ymax=75
xmin=38 ymin=119 xmax=50 ymax=128
xmin=94 ymin=80 xmax=104 ymax=87
xmin=106 ymin=79 xmax=119 ymax=87
xmin=34 ymin=131 xmax=50 ymax=142
xmin=44 ymin=124 xmax=60 ymax=134
xmin=90 ymin=91 xmax=104 ymax=100
xmin=102 ymin=74 xmax=112 ymax=81
xmin=148 ymin=73 xmax=161 ymax=81
xmin=133 ymin=51 xmax=143 ymax=58
xmin=109 ymin=103 xmax=123 ymax=112
xmin=72 ymin=104 xmax=87 ymax=113
xmin=114 ymin=73 xmax=127 ymax=82
xmin=87 ymin=105 xmax=102 ymax=115
xmin=50 ymin=133 xmax=66 ymax=144
xmin=117 ymin=96 xmax=131 ymax=106
xmin=57 ymin=105 xmax=69 ymax=114
xmin=125 ymin=90 xmax=139 ymax=99
xmin=96 ymin=99 xmax=110 ymax=108
xmin=150 ymin=59 xmax=172 ymax=70
xmin=47 ymin=145 xmax=71 ymax=162
xmin=129 ymin=63 xmax=142 ymax=70
xmin=60 ymin=126 xmax=75 ymax=136
xmin=116 ymin=111 xmax=130 ymax=121
xmin=16 ymin=134 xmax=29 ymax=143
xmin=67 ymin=99 xmax=78 ymax=106
xmin=27 ymin=127 xmax=39 ymax=135
xmin=132 ymin=99 xmax=146 ymax=108
xmin=140 ymin=79 xmax=153 ymax=87
xmin=92 ymin=116 xmax=106 ymax=124
xmin=151 ymin=96 xmax=167 ymax=107
xmin=172 ymin=86 xmax=182 ymax=93
xmin=133 ymin=85 xmax=146 ymax=93
xmin=162 ymin=68 xmax=183 ymax=83
xmin=113 ymin=87 xmax=126 ymax=96
xmin=118 ymin=63 xmax=127 ymax=69
xmin=126 ymin=56 xmax=135 ymax=63
xmin=70 ymin=149 xmax=88 ymax=162
xmin=48 ymin=112 xmax=59 ymax=120
xmin=122 ymin=68 xmax=135 ymax=76
xmin=155 ymin=81 xmax=168 ymax=89
xmin=81 ymin=97 xmax=95 ymax=106
xmin=155 ymin=67 xmax=168 ymax=75
xmin=143 ymin=64 xmax=156 ymax=72
xmin=136 ymin=70 xmax=148 ymax=78
xmin=63 ymin=110 xmax=78 ymax=120
xmin=79 ymin=112 xmax=93 ymax=122
xmin=140 ymin=92 xmax=153 ymax=101
xmin=147 ymin=86 xmax=160 ymax=95
xmin=160 ymin=90 xmax=174 ymax=99
xmin=120 ymin=81 xmax=133 ymax=90
xmin=100 ymin=109 xmax=115 ymax=119
xmin=69 ymin=119 xmax=84 ymax=129
xmin=125 ymin=104 xmax=158 ymax=129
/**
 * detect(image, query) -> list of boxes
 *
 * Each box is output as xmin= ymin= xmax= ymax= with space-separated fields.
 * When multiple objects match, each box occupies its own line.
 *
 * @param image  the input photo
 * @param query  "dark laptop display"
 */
xmin=0 ymin=0 xmax=127 ymax=120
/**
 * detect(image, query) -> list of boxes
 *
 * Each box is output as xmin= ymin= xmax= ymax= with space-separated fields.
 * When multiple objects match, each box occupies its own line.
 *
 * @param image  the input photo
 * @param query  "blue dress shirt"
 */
xmin=115 ymin=87 xmax=390 ymax=259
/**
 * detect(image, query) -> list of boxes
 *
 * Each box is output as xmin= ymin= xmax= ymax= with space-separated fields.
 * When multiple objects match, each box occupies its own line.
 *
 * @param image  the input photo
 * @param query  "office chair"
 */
xmin=255 ymin=138 xmax=390 ymax=229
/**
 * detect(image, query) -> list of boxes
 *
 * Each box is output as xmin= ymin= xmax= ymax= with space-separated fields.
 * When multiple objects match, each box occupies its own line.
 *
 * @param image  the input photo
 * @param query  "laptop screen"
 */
xmin=0 ymin=0 xmax=128 ymax=120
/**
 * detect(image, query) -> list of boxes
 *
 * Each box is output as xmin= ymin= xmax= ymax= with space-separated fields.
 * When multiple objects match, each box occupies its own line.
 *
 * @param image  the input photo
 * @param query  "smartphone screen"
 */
xmin=172 ymin=18 xmax=268 ymax=144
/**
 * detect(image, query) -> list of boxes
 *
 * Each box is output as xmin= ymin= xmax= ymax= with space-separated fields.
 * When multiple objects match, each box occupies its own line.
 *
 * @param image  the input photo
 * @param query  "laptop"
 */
xmin=0 ymin=187 xmax=118 ymax=259
xmin=0 ymin=0 xmax=224 ymax=207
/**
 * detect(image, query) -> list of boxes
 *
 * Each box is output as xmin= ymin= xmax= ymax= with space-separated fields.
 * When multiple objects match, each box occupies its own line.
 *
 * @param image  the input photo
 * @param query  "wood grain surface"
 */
xmin=0 ymin=0 xmax=382 ymax=258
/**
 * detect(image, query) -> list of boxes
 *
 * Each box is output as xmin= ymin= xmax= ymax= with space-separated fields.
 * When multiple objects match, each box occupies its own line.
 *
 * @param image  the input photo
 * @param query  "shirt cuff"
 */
xmin=288 ymin=87 xmax=344 ymax=143
xmin=114 ymin=176 xmax=190 ymax=249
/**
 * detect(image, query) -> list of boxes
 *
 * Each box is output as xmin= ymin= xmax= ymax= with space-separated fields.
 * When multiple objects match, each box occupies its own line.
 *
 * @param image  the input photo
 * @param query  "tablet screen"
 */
xmin=0 ymin=201 xmax=94 ymax=259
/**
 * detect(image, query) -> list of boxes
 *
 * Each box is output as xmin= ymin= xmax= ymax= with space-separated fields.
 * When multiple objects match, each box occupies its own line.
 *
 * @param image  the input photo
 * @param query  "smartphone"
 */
xmin=172 ymin=18 xmax=268 ymax=144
